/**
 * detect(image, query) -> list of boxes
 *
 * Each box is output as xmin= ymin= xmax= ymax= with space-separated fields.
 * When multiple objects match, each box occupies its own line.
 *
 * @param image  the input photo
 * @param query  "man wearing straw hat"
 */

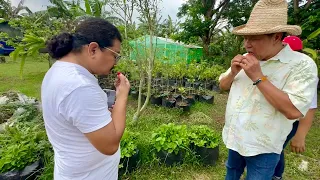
xmin=219 ymin=0 xmax=318 ymax=179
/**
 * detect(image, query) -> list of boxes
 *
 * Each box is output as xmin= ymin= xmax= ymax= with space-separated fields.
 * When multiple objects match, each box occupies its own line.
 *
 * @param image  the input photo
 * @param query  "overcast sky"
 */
xmin=11 ymin=0 xmax=188 ymax=22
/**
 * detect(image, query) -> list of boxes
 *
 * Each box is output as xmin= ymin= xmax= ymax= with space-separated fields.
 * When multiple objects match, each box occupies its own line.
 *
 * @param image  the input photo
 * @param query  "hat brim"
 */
xmin=232 ymin=24 xmax=302 ymax=36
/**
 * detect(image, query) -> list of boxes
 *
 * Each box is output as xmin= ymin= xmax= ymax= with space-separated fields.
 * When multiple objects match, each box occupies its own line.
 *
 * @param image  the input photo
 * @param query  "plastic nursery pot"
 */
xmin=212 ymin=84 xmax=220 ymax=92
xmin=130 ymin=90 xmax=138 ymax=99
xmin=199 ymin=95 xmax=214 ymax=104
xmin=186 ymin=95 xmax=196 ymax=105
xmin=162 ymin=97 xmax=176 ymax=108
xmin=119 ymin=150 xmax=140 ymax=177
xmin=194 ymin=82 xmax=201 ymax=89
xmin=150 ymin=96 xmax=162 ymax=106
xmin=176 ymin=101 xmax=191 ymax=112
xmin=157 ymin=150 xmax=184 ymax=166
xmin=194 ymin=145 xmax=219 ymax=166
xmin=0 ymin=159 xmax=44 ymax=180
xmin=173 ymin=94 xmax=182 ymax=102
xmin=169 ymin=79 xmax=176 ymax=86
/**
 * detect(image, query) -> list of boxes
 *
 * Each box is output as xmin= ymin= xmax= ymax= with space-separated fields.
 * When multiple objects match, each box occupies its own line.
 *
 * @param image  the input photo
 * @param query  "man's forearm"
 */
xmin=112 ymin=96 xmax=128 ymax=140
xmin=295 ymin=109 xmax=315 ymax=138
xmin=257 ymin=80 xmax=302 ymax=120
xmin=219 ymin=72 xmax=236 ymax=91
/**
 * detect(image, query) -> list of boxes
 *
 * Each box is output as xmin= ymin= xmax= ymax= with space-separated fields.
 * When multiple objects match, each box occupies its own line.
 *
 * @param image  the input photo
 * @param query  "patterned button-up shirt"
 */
xmin=219 ymin=45 xmax=318 ymax=156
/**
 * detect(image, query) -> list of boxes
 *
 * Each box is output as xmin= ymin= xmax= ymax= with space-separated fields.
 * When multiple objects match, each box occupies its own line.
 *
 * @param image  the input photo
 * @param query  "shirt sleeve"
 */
xmin=310 ymin=88 xmax=318 ymax=109
xmin=219 ymin=68 xmax=231 ymax=82
xmin=59 ymin=85 xmax=112 ymax=133
xmin=282 ymin=59 xmax=318 ymax=116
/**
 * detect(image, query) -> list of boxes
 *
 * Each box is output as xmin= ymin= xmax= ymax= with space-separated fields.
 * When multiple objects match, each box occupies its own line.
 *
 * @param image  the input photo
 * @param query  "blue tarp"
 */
xmin=0 ymin=41 xmax=14 ymax=55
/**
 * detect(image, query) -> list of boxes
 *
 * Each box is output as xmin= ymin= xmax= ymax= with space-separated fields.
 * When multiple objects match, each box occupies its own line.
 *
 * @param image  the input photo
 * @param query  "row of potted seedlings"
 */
xmin=119 ymin=123 xmax=220 ymax=177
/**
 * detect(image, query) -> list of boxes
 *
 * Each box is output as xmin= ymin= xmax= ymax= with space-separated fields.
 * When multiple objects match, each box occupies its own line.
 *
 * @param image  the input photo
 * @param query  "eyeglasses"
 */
xmin=104 ymin=47 xmax=121 ymax=63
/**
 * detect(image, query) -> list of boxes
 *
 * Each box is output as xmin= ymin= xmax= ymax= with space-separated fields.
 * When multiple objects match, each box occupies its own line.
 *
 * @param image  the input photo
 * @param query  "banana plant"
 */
xmin=302 ymin=28 xmax=320 ymax=76
xmin=302 ymin=28 xmax=320 ymax=60
xmin=10 ymin=34 xmax=45 ymax=77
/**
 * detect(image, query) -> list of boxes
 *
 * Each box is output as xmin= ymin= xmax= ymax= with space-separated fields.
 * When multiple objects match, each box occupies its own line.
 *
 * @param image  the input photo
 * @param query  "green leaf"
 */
xmin=84 ymin=0 xmax=92 ymax=15
xmin=19 ymin=55 xmax=27 ymax=78
xmin=303 ymin=48 xmax=318 ymax=60
xmin=307 ymin=28 xmax=320 ymax=41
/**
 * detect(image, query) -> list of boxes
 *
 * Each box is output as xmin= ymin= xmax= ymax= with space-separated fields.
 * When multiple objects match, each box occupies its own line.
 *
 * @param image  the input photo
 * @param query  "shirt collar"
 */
xmin=267 ymin=45 xmax=293 ymax=64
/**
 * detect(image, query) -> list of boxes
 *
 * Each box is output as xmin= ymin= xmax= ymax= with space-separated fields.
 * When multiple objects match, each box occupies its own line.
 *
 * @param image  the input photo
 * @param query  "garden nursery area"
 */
xmin=0 ymin=0 xmax=320 ymax=180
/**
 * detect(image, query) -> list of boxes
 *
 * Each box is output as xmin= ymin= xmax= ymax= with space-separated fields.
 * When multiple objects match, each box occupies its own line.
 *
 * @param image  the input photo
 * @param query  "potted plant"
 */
xmin=161 ymin=91 xmax=176 ymax=108
xmin=210 ymin=65 xmax=225 ymax=92
xmin=198 ymin=88 xmax=214 ymax=104
xmin=176 ymin=87 xmax=191 ymax=112
xmin=150 ymin=89 xmax=162 ymax=106
xmin=188 ymin=125 xmax=220 ymax=165
xmin=151 ymin=123 xmax=189 ymax=166
xmin=119 ymin=131 xmax=140 ymax=176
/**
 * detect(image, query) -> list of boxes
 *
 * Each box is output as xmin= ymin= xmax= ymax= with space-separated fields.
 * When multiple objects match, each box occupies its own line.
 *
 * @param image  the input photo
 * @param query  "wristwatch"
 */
xmin=253 ymin=76 xmax=267 ymax=85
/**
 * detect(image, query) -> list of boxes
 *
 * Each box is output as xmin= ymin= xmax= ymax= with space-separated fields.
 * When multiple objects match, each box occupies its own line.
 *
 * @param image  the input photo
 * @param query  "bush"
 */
xmin=151 ymin=123 xmax=189 ymax=155
xmin=188 ymin=125 xmax=220 ymax=149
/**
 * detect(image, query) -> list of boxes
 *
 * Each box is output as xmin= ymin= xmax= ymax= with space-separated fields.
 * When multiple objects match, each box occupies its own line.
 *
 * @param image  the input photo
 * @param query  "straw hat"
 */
xmin=232 ymin=0 xmax=301 ymax=36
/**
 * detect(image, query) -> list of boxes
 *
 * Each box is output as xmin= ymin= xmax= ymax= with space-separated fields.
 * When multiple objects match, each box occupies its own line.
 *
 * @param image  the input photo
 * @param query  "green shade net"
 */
xmin=129 ymin=35 xmax=203 ymax=64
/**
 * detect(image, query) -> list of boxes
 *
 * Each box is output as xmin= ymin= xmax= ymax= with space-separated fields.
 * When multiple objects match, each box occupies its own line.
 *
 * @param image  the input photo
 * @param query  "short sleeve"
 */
xmin=310 ymin=88 xmax=318 ymax=109
xmin=59 ymin=85 xmax=112 ymax=133
xmin=219 ymin=68 xmax=231 ymax=82
xmin=282 ymin=59 xmax=318 ymax=116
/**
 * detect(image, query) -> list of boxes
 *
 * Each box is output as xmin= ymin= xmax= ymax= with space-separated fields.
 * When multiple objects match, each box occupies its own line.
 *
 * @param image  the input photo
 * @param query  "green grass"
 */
xmin=1 ymin=60 xmax=319 ymax=180
xmin=0 ymin=57 xmax=49 ymax=99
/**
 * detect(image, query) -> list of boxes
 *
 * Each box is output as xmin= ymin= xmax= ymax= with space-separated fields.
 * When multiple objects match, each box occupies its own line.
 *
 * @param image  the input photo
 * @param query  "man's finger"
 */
xmin=242 ymin=59 xmax=251 ymax=66
xmin=239 ymin=63 xmax=248 ymax=70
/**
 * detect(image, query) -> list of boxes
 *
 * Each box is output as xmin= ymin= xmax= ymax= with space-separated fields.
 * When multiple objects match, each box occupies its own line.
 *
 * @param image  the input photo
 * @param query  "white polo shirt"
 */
xmin=41 ymin=61 xmax=120 ymax=180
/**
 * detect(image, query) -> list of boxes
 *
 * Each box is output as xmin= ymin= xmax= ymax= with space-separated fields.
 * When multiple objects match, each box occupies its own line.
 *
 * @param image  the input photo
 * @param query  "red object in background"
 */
xmin=117 ymin=72 xmax=121 ymax=76
xmin=283 ymin=36 xmax=303 ymax=51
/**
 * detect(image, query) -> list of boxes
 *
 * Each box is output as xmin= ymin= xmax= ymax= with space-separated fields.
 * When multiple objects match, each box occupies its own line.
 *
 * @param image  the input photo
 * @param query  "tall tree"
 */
xmin=222 ymin=0 xmax=257 ymax=28
xmin=158 ymin=15 xmax=180 ymax=38
xmin=133 ymin=0 xmax=161 ymax=121
xmin=107 ymin=0 xmax=135 ymax=39
xmin=0 ymin=0 xmax=32 ymax=20
xmin=176 ymin=0 xmax=230 ymax=57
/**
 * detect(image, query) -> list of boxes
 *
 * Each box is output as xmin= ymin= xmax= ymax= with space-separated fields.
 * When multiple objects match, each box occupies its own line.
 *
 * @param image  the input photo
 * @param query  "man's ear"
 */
xmin=87 ymin=42 xmax=100 ymax=57
xmin=274 ymin=33 xmax=284 ymax=43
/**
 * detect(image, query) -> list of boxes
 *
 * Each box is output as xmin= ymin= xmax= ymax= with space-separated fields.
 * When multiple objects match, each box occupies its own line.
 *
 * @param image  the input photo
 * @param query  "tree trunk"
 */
xmin=202 ymin=36 xmax=210 ymax=58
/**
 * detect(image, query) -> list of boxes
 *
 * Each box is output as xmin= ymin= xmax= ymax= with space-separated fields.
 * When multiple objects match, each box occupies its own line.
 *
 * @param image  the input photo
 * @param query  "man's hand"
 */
xmin=239 ymin=54 xmax=264 ymax=82
xmin=290 ymin=135 xmax=306 ymax=153
xmin=231 ymin=55 xmax=245 ymax=76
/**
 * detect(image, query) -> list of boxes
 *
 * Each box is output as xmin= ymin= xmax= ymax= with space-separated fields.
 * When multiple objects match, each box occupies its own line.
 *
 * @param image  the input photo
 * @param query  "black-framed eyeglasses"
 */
xmin=104 ymin=47 xmax=121 ymax=63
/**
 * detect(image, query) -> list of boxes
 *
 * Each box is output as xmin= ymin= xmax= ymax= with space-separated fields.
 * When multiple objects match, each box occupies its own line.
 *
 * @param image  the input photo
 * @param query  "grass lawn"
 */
xmin=0 ymin=59 xmax=319 ymax=180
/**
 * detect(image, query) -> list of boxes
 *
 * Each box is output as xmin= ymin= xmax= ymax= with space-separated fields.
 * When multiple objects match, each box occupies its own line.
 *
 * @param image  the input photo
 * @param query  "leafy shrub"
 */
xmin=0 ymin=123 xmax=50 ymax=173
xmin=188 ymin=125 xmax=220 ymax=149
xmin=120 ymin=131 xmax=139 ymax=159
xmin=151 ymin=123 xmax=189 ymax=155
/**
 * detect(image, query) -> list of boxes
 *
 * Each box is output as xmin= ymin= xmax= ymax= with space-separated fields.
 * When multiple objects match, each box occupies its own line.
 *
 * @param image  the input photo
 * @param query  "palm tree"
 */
xmin=0 ymin=0 xmax=32 ymax=20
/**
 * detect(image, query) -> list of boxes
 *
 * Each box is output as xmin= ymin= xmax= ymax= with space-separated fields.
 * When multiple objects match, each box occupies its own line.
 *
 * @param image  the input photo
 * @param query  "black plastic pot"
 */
xmin=162 ymin=97 xmax=176 ymax=108
xmin=130 ymin=90 xmax=138 ymax=99
xmin=186 ymin=95 xmax=196 ymax=105
xmin=185 ymin=82 xmax=192 ymax=88
xmin=194 ymin=82 xmax=201 ymax=89
xmin=212 ymin=84 xmax=220 ymax=92
xmin=151 ymin=96 xmax=162 ymax=106
xmin=173 ymin=94 xmax=182 ymax=102
xmin=199 ymin=95 xmax=214 ymax=104
xmin=119 ymin=150 xmax=140 ymax=176
xmin=169 ymin=79 xmax=176 ymax=86
xmin=157 ymin=150 xmax=184 ymax=166
xmin=0 ymin=159 xmax=44 ymax=180
xmin=194 ymin=145 xmax=219 ymax=166
xmin=176 ymin=101 xmax=191 ymax=112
